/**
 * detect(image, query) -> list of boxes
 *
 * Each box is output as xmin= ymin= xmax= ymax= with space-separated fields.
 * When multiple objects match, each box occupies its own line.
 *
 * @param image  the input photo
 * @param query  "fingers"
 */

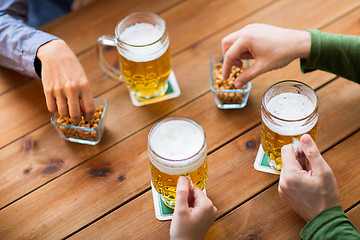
xmin=44 ymin=91 xmax=58 ymax=113
xmin=233 ymin=62 xmax=263 ymax=88
xmin=300 ymin=134 xmax=327 ymax=171
xmin=281 ymin=144 xmax=303 ymax=174
xmin=192 ymin=186 xmax=217 ymax=214
xmin=80 ymin=86 xmax=95 ymax=122
xmin=56 ymin=95 xmax=69 ymax=118
xmin=175 ymin=176 xmax=191 ymax=213
xmin=222 ymin=39 xmax=248 ymax=83
xmin=67 ymin=95 xmax=81 ymax=124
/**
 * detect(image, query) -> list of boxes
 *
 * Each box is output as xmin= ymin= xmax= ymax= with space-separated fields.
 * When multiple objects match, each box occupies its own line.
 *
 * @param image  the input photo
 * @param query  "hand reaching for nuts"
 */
xmin=55 ymin=105 xmax=104 ymax=141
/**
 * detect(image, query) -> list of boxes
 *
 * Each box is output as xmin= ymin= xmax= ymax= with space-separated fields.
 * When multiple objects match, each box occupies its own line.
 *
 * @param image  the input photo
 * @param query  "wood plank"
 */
xmin=42 ymin=0 xmax=275 ymax=55
xmin=348 ymin=204 xmax=360 ymax=230
xmin=0 ymin=0 xmax=353 ymax=214
xmin=322 ymin=7 xmax=360 ymax=35
xmin=1 ymin=76 xmax=359 ymax=238
xmin=206 ymin=130 xmax=360 ymax=239
xmin=41 ymin=0 xmax=182 ymax=54
xmin=69 ymin=80 xmax=360 ymax=239
xmin=0 ymin=68 xmax=30 ymax=95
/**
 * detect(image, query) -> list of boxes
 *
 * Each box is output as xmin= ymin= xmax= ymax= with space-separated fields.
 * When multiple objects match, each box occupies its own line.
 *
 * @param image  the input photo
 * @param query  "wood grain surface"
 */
xmin=0 ymin=0 xmax=359 ymax=239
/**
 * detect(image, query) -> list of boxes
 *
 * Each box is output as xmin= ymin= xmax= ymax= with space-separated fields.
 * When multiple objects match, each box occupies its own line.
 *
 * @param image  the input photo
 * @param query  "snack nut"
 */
xmin=213 ymin=63 xmax=247 ymax=104
xmin=55 ymin=105 xmax=104 ymax=141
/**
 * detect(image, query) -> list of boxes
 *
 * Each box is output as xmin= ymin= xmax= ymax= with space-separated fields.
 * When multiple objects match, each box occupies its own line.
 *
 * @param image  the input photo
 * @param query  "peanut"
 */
xmin=55 ymin=106 xmax=104 ymax=141
xmin=213 ymin=63 xmax=247 ymax=105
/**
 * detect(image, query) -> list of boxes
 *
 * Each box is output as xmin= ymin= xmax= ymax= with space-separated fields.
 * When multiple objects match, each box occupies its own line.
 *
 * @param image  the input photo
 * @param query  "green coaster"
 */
xmin=130 ymin=71 xmax=181 ymax=107
xmin=151 ymin=181 xmax=174 ymax=221
xmin=150 ymin=181 xmax=207 ymax=221
xmin=254 ymin=145 xmax=279 ymax=175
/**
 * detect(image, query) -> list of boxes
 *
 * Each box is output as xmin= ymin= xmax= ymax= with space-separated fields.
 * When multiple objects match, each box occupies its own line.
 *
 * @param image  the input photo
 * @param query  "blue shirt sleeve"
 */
xmin=0 ymin=0 xmax=59 ymax=79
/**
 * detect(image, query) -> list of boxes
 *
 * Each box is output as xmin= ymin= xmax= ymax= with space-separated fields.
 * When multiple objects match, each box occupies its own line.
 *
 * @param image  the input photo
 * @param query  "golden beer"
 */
xmin=261 ymin=80 xmax=319 ymax=172
xmin=148 ymin=116 xmax=208 ymax=209
xmin=119 ymin=46 xmax=171 ymax=100
xmin=97 ymin=12 xmax=172 ymax=100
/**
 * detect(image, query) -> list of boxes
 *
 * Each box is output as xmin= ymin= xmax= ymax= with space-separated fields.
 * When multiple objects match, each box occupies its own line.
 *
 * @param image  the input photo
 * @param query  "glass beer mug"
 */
xmin=97 ymin=12 xmax=172 ymax=100
xmin=148 ymin=116 xmax=208 ymax=209
xmin=261 ymin=80 xmax=319 ymax=172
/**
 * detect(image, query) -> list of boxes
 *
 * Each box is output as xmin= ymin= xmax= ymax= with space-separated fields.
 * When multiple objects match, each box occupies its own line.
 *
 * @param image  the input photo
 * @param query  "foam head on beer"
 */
xmin=263 ymin=92 xmax=317 ymax=136
xmin=149 ymin=119 xmax=206 ymax=175
xmin=119 ymin=23 xmax=168 ymax=62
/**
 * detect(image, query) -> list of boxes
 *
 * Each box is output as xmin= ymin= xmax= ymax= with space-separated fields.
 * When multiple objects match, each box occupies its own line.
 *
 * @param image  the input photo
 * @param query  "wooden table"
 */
xmin=1 ymin=0 xmax=360 ymax=239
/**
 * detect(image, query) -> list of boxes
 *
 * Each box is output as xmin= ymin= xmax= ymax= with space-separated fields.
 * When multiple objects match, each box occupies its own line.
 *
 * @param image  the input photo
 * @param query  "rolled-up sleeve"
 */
xmin=0 ymin=0 xmax=58 ymax=79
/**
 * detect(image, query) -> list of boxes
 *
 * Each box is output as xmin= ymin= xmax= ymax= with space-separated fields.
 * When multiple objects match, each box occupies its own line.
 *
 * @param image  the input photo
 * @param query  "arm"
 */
xmin=301 ymin=30 xmax=360 ymax=84
xmin=0 ymin=0 xmax=94 ymax=123
xmin=301 ymin=205 xmax=360 ymax=240
xmin=0 ymin=0 xmax=58 ymax=79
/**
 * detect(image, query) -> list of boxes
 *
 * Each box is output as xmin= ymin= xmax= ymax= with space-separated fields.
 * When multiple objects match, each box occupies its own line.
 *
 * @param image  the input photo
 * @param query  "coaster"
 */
xmin=130 ymin=71 xmax=181 ymax=107
xmin=151 ymin=181 xmax=174 ymax=221
xmin=151 ymin=181 xmax=207 ymax=221
xmin=254 ymin=145 xmax=279 ymax=175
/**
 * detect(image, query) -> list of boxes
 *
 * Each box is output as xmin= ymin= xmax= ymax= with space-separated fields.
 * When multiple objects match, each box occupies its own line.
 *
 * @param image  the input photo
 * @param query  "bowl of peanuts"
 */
xmin=210 ymin=56 xmax=251 ymax=109
xmin=51 ymin=98 xmax=108 ymax=145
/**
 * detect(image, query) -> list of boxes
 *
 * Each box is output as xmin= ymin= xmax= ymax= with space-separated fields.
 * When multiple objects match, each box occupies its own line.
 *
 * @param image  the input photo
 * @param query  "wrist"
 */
xmin=37 ymin=39 xmax=66 ymax=61
xmin=293 ymin=30 xmax=311 ymax=59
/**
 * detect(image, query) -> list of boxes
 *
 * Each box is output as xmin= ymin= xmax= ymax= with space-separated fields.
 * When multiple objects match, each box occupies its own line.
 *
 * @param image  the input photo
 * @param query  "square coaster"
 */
xmin=151 ymin=181 xmax=174 ymax=221
xmin=151 ymin=181 xmax=207 ymax=221
xmin=254 ymin=145 xmax=279 ymax=175
xmin=130 ymin=71 xmax=181 ymax=107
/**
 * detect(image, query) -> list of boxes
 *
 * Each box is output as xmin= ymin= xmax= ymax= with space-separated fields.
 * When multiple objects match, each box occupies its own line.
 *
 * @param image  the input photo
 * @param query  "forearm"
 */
xmin=0 ymin=0 xmax=58 ymax=79
xmin=301 ymin=30 xmax=360 ymax=84
xmin=301 ymin=205 xmax=360 ymax=240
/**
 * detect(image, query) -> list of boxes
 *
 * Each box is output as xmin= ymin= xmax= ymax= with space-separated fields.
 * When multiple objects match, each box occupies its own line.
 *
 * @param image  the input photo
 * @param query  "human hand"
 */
xmin=278 ymin=134 xmax=340 ymax=222
xmin=37 ymin=39 xmax=95 ymax=124
xmin=170 ymin=176 xmax=217 ymax=240
xmin=222 ymin=23 xmax=311 ymax=88
xmin=71 ymin=0 xmax=96 ymax=11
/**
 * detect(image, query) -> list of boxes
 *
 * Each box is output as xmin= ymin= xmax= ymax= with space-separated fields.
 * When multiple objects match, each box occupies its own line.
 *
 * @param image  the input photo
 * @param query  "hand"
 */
xmin=221 ymin=23 xmax=311 ymax=88
xmin=170 ymin=176 xmax=217 ymax=240
xmin=71 ymin=0 xmax=96 ymax=11
xmin=37 ymin=39 xmax=95 ymax=124
xmin=278 ymin=134 xmax=340 ymax=222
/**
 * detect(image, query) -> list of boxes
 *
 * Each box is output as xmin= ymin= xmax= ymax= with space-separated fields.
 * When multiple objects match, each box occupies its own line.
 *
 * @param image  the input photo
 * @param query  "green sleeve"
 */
xmin=300 ymin=205 xmax=360 ymax=240
xmin=300 ymin=30 xmax=360 ymax=84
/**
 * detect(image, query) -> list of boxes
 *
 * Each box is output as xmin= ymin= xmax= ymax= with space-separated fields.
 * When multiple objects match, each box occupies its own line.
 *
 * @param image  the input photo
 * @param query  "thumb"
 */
xmin=175 ymin=176 xmax=190 ymax=212
xmin=300 ymin=134 xmax=325 ymax=170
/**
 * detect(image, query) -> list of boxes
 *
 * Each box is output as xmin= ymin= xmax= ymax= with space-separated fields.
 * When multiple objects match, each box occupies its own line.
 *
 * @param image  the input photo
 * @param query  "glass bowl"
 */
xmin=210 ymin=56 xmax=251 ymax=109
xmin=51 ymin=98 xmax=108 ymax=145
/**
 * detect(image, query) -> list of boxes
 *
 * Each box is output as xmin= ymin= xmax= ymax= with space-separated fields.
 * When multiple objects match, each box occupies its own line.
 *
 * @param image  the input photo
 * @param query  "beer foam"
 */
xmin=119 ymin=23 xmax=168 ymax=62
xmin=263 ymin=92 xmax=317 ymax=136
xmin=149 ymin=120 xmax=206 ymax=175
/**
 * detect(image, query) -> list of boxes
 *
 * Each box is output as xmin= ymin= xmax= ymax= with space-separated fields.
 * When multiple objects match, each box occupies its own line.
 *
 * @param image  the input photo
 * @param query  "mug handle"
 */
xmin=97 ymin=35 xmax=122 ymax=81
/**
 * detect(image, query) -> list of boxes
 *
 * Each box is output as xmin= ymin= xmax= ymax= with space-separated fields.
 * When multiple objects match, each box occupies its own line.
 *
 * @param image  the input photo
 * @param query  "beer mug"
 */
xmin=97 ymin=12 xmax=172 ymax=100
xmin=148 ymin=116 xmax=208 ymax=209
xmin=261 ymin=80 xmax=319 ymax=172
